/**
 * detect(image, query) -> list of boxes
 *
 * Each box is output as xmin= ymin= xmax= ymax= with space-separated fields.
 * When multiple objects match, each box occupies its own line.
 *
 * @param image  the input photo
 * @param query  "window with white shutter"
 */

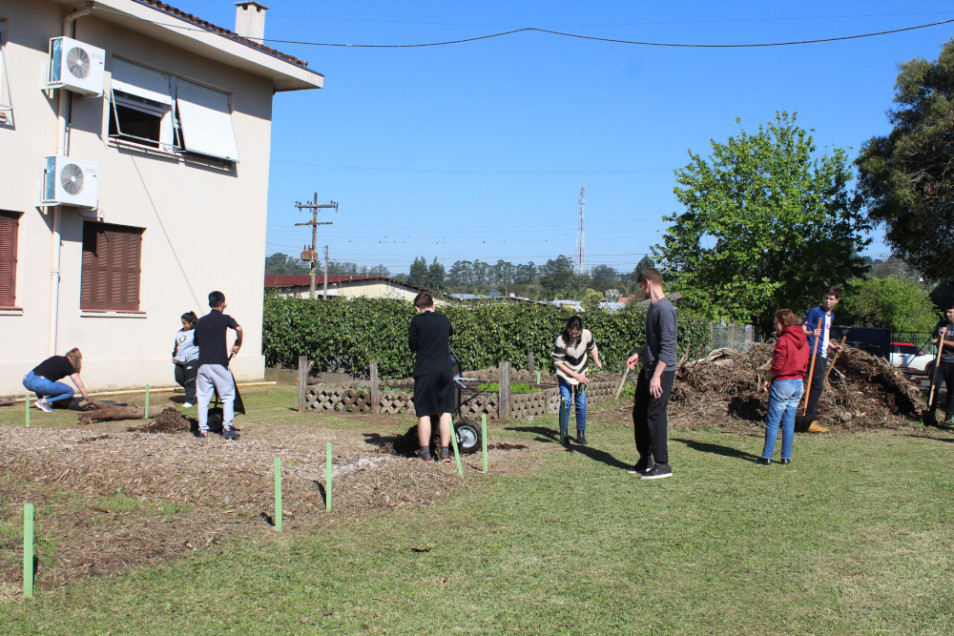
xmin=0 ymin=20 xmax=11 ymax=124
xmin=108 ymin=58 xmax=178 ymax=150
xmin=176 ymin=79 xmax=239 ymax=161
xmin=106 ymin=57 xmax=238 ymax=163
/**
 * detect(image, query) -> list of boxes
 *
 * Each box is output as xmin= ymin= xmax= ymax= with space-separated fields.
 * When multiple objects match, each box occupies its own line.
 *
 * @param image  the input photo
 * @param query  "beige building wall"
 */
xmin=0 ymin=0 xmax=312 ymax=394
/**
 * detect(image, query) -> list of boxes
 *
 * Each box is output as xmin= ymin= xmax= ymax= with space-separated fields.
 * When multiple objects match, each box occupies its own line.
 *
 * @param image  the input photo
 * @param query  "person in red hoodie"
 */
xmin=758 ymin=309 xmax=810 ymax=465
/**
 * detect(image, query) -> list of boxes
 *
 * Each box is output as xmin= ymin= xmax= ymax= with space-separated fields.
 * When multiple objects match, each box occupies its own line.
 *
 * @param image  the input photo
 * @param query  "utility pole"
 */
xmin=295 ymin=193 xmax=337 ymax=299
xmin=576 ymin=184 xmax=586 ymax=276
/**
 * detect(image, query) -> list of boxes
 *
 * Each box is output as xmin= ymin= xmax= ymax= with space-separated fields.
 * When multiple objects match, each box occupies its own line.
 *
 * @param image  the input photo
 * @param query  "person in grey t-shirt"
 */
xmin=626 ymin=268 xmax=677 ymax=480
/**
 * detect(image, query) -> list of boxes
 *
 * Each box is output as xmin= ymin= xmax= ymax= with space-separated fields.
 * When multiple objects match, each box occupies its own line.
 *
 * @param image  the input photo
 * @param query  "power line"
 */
xmin=263 ymin=19 xmax=954 ymax=49
xmin=93 ymin=7 xmax=954 ymax=50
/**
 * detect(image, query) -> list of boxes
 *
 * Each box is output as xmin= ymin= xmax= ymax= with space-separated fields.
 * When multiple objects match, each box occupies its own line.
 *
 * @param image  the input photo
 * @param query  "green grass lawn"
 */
xmin=2 ymin=394 xmax=953 ymax=635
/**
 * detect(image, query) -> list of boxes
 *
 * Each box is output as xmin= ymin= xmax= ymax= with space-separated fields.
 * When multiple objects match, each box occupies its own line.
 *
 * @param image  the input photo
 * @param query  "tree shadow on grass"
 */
xmin=671 ymin=436 xmax=760 ymax=462
xmin=506 ymin=425 xmax=632 ymax=471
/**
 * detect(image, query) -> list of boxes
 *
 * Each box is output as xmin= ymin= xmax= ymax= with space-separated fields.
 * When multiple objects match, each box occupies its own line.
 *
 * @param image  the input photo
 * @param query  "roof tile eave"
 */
xmin=133 ymin=0 xmax=310 ymax=69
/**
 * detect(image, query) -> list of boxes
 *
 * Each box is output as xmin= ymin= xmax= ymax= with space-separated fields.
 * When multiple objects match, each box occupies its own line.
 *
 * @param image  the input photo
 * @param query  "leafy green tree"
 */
xmin=839 ymin=276 xmax=938 ymax=333
xmin=426 ymin=258 xmax=445 ymax=290
xmin=581 ymin=288 xmax=604 ymax=313
xmin=856 ymin=39 xmax=954 ymax=283
xmin=541 ymin=255 xmax=575 ymax=291
xmin=635 ymin=255 xmax=655 ymax=274
xmin=655 ymin=112 xmax=870 ymax=331
xmin=265 ymin=252 xmax=309 ymax=275
xmin=407 ymin=257 xmax=428 ymax=287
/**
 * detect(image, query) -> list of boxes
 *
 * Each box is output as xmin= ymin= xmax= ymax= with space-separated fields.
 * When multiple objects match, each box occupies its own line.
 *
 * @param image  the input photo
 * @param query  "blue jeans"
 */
xmin=762 ymin=378 xmax=803 ymax=460
xmin=558 ymin=377 xmax=587 ymax=432
xmin=23 ymin=371 xmax=74 ymax=405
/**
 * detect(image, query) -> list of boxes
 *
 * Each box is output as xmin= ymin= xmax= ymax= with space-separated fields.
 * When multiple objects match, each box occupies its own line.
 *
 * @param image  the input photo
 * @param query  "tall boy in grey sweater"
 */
xmin=626 ymin=268 xmax=677 ymax=480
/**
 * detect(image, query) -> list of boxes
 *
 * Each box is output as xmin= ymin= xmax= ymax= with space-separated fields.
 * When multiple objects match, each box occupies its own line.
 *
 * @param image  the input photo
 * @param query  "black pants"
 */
xmin=174 ymin=361 xmax=198 ymax=403
xmin=803 ymin=356 xmax=828 ymax=421
xmin=930 ymin=361 xmax=954 ymax=416
xmin=632 ymin=367 xmax=675 ymax=465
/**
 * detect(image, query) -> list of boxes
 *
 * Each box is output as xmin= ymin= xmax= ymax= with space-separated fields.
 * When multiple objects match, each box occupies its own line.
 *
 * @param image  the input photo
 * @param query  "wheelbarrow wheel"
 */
xmin=453 ymin=419 xmax=481 ymax=454
xmin=428 ymin=418 xmax=482 ymax=455
xmin=207 ymin=407 xmax=224 ymax=433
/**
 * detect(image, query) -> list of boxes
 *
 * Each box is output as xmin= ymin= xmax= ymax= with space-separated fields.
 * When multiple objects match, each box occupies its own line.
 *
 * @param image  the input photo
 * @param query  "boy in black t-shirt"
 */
xmin=194 ymin=291 xmax=243 ymax=439
xmin=408 ymin=291 xmax=454 ymax=462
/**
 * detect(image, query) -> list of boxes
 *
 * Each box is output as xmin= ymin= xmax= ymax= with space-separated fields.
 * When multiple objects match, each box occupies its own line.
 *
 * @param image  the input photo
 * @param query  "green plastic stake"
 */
xmin=481 ymin=414 xmax=488 ymax=473
xmin=23 ymin=503 xmax=33 ymax=599
xmin=536 ymin=371 xmax=541 ymax=384
xmin=144 ymin=384 xmax=150 ymax=418
xmin=449 ymin=422 xmax=464 ymax=477
xmin=274 ymin=458 xmax=282 ymax=532
xmin=325 ymin=442 xmax=333 ymax=512
xmin=25 ymin=394 xmax=30 ymax=428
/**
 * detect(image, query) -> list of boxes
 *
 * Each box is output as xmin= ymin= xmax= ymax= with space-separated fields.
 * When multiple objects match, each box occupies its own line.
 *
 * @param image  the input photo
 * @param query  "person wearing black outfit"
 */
xmin=408 ymin=291 xmax=455 ymax=462
xmin=22 ymin=347 xmax=90 ymax=412
xmin=626 ymin=268 xmax=677 ymax=480
xmin=931 ymin=305 xmax=954 ymax=425
xmin=194 ymin=291 xmax=243 ymax=439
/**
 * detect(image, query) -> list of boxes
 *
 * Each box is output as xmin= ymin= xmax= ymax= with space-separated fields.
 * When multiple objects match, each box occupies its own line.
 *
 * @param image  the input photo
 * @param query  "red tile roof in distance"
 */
xmin=135 ymin=0 xmax=309 ymax=68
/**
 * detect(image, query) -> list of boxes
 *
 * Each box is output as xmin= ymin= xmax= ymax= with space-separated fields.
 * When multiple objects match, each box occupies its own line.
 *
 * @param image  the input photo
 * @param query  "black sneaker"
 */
xmin=576 ymin=431 xmax=587 ymax=445
xmin=641 ymin=463 xmax=672 ymax=480
xmin=560 ymin=430 xmax=571 ymax=446
xmin=222 ymin=428 xmax=240 ymax=440
xmin=779 ymin=458 xmax=792 ymax=465
xmin=627 ymin=457 xmax=654 ymax=475
xmin=757 ymin=457 xmax=771 ymax=466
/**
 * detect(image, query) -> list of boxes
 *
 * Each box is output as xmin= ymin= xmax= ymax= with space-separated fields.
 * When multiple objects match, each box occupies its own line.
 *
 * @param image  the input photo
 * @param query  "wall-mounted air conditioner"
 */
xmin=39 ymin=156 xmax=99 ymax=209
xmin=44 ymin=37 xmax=105 ymax=97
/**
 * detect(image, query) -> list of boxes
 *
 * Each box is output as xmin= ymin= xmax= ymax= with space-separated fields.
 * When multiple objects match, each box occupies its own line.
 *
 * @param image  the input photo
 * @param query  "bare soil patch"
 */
xmin=0 ymin=412 xmax=542 ymax=596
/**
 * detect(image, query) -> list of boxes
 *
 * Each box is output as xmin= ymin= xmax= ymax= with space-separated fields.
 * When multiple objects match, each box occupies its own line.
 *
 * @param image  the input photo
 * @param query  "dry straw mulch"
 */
xmin=0 ymin=412 xmax=540 ymax=596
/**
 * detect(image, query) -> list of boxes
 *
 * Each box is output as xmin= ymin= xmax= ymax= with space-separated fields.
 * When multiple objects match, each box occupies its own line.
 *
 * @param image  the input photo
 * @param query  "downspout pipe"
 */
xmin=50 ymin=4 xmax=94 ymax=355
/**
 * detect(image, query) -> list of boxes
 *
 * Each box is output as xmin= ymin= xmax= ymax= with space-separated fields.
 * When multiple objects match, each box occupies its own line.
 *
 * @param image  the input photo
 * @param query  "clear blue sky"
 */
xmin=171 ymin=1 xmax=954 ymax=275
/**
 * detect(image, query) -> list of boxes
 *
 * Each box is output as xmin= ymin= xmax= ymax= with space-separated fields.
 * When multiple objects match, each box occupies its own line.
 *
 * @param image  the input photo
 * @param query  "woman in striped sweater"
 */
xmin=552 ymin=316 xmax=602 ymax=445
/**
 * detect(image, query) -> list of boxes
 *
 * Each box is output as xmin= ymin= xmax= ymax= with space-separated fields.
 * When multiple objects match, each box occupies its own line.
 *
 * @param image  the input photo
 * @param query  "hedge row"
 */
xmin=263 ymin=297 xmax=712 ymax=379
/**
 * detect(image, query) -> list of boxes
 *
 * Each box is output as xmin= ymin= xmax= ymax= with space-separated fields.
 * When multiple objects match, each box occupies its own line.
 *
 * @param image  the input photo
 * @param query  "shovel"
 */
xmin=794 ymin=328 xmax=822 ymax=432
xmin=797 ymin=330 xmax=821 ymax=423
xmin=923 ymin=337 xmax=945 ymax=426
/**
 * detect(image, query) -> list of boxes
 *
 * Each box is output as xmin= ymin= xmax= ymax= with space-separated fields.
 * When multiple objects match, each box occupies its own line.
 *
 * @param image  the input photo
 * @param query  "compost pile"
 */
xmin=667 ymin=344 xmax=924 ymax=430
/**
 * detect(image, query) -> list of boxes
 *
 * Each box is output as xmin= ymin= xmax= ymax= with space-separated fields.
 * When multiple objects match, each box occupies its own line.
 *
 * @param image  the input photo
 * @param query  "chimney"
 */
xmin=234 ymin=1 xmax=268 ymax=41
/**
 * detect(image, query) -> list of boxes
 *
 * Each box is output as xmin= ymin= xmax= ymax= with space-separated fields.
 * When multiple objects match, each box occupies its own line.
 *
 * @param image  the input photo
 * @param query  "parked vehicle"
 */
xmin=890 ymin=342 xmax=934 ymax=374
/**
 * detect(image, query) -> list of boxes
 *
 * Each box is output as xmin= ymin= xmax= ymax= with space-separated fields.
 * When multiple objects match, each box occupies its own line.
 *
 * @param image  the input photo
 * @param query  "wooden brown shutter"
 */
xmin=81 ymin=223 xmax=142 ymax=311
xmin=0 ymin=211 xmax=19 ymax=307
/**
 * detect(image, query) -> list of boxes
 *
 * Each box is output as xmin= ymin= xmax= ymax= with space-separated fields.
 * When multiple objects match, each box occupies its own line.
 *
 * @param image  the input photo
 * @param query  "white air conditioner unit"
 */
xmin=39 ymin=156 xmax=99 ymax=209
xmin=44 ymin=37 xmax=105 ymax=97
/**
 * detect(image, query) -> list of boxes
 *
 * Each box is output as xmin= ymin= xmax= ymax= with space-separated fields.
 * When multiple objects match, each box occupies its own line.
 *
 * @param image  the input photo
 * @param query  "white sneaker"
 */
xmin=183 ymin=402 xmax=194 ymax=408
xmin=35 ymin=400 xmax=53 ymax=413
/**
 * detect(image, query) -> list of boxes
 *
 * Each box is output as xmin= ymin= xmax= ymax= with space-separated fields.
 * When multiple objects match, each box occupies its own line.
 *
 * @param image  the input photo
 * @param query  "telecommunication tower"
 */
xmin=576 ymin=184 xmax=586 ymax=275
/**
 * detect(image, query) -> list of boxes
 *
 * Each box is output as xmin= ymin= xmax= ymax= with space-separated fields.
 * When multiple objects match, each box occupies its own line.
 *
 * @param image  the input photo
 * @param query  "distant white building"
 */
xmin=1 ymin=0 xmax=323 ymax=394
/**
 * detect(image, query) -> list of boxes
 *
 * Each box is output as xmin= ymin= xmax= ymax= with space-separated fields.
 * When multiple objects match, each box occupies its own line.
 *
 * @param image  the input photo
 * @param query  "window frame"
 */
xmin=0 ymin=210 xmax=20 ymax=309
xmin=0 ymin=19 xmax=11 ymax=123
xmin=80 ymin=222 xmax=144 ymax=312
xmin=107 ymin=57 xmax=237 ymax=163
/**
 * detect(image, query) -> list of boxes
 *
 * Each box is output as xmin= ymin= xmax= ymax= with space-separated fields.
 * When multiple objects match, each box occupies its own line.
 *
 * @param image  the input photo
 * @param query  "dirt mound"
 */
xmin=127 ymin=407 xmax=192 ymax=434
xmin=668 ymin=344 xmax=923 ymax=430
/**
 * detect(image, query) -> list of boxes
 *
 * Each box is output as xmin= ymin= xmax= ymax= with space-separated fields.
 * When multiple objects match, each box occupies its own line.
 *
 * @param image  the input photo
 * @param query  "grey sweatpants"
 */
xmin=197 ymin=364 xmax=235 ymax=433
